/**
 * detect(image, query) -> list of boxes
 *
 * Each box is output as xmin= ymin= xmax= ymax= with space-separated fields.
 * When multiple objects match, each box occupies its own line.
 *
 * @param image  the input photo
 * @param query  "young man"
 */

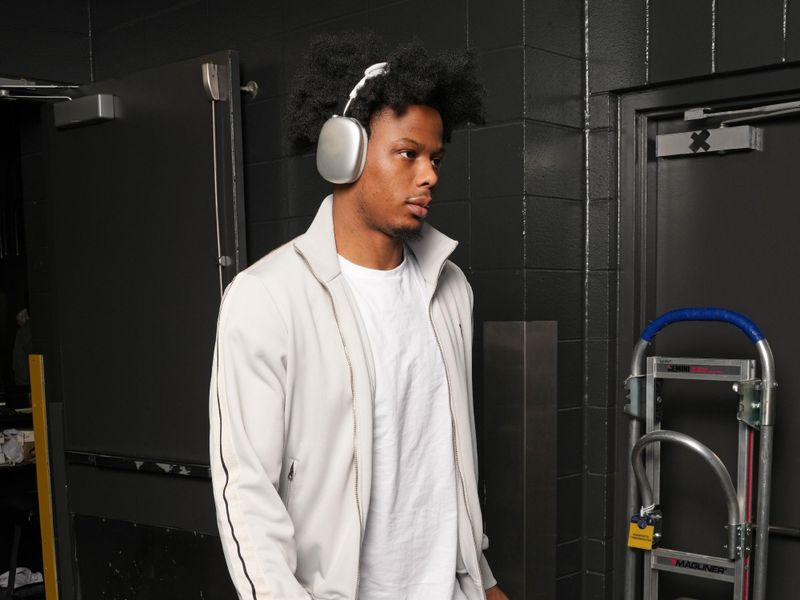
xmin=210 ymin=33 xmax=508 ymax=600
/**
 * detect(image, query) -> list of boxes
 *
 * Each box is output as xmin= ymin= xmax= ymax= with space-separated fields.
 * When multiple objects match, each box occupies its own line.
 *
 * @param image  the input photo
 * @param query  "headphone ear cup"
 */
xmin=316 ymin=116 xmax=368 ymax=184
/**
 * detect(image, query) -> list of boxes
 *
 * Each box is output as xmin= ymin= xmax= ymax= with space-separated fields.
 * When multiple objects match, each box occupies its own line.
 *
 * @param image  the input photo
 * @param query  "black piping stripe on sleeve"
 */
xmin=216 ymin=347 xmax=258 ymax=600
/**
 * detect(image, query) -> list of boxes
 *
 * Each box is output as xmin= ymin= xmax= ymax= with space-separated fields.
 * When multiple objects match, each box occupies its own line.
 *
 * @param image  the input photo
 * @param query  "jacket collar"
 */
xmin=293 ymin=195 xmax=458 ymax=286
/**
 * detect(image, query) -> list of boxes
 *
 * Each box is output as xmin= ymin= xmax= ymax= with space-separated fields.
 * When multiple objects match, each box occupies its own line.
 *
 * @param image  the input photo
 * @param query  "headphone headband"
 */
xmin=342 ymin=62 xmax=389 ymax=116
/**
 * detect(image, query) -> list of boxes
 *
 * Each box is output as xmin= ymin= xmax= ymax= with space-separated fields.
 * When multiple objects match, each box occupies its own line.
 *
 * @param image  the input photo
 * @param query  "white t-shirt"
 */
xmin=339 ymin=250 xmax=467 ymax=600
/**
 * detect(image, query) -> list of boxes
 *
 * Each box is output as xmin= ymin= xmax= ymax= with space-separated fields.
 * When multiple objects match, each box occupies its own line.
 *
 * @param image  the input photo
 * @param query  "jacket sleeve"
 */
xmin=479 ymin=535 xmax=498 ymax=590
xmin=463 ymin=275 xmax=498 ymax=591
xmin=209 ymin=272 xmax=310 ymax=600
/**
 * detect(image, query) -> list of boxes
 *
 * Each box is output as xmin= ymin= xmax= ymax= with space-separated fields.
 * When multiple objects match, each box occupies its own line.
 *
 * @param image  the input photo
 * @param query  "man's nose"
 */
xmin=417 ymin=159 xmax=439 ymax=189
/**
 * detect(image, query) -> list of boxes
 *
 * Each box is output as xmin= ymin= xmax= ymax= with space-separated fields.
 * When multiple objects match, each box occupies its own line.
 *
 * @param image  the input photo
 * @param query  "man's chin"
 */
xmin=389 ymin=224 xmax=423 ymax=242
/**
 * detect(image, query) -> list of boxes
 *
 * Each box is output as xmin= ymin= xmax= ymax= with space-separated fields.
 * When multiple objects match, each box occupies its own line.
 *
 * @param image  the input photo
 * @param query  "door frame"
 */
xmin=34 ymin=49 xmax=247 ymax=600
xmin=614 ymin=62 xmax=800 ymax=598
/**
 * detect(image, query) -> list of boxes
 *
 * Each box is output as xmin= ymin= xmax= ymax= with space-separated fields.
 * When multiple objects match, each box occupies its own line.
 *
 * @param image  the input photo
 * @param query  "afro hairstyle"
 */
xmin=286 ymin=31 xmax=485 ymax=154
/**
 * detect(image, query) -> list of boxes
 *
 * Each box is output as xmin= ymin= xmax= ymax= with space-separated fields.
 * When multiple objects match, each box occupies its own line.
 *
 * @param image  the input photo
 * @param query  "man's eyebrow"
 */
xmin=393 ymin=137 xmax=446 ymax=154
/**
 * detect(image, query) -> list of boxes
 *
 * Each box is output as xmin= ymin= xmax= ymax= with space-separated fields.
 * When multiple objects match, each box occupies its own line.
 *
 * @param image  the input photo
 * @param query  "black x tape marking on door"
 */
xmin=689 ymin=129 xmax=711 ymax=153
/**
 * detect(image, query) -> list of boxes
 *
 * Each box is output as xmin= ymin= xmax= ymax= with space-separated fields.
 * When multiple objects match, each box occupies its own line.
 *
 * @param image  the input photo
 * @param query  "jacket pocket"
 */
xmin=284 ymin=457 xmax=298 ymax=510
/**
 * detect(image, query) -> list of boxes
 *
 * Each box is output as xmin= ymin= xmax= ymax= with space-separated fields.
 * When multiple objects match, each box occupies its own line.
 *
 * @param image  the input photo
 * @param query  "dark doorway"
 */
xmin=0 ymin=100 xmax=41 ymax=595
xmin=618 ymin=67 xmax=800 ymax=599
xmin=7 ymin=50 xmax=246 ymax=599
xmin=0 ymin=103 xmax=31 ymax=401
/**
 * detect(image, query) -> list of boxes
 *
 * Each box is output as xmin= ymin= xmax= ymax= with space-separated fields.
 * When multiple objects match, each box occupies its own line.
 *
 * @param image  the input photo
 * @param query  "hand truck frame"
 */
xmin=622 ymin=308 xmax=776 ymax=600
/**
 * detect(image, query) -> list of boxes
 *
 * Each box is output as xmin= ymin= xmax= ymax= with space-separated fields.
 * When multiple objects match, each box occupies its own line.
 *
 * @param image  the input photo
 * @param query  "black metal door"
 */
xmin=41 ymin=50 xmax=244 ymax=599
xmin=619 ymin=70 xmax=800 ymax=600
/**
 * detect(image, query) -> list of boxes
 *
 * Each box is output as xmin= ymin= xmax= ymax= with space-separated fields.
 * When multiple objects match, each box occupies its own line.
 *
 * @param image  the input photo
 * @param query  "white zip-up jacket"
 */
xmin=210 ymin=195 xmax=496 ymax=600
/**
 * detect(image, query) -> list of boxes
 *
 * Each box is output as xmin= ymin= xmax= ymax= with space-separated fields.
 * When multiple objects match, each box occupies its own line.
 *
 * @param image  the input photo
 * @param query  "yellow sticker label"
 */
xmin=628 ymin=521 xmax=655 ymax=550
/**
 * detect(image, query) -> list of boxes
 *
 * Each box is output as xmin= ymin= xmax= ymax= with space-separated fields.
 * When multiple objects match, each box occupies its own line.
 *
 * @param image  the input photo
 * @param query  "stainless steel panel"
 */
xmin=524 ymin=321 xmax=557 ymax=600
xmin=483 ymin=321 xmax=557 ymax=600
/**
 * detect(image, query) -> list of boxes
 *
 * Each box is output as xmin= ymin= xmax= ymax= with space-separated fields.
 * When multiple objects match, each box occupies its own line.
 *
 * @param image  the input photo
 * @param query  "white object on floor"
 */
xmin=0 ymin=567 xmax=43 ymax=589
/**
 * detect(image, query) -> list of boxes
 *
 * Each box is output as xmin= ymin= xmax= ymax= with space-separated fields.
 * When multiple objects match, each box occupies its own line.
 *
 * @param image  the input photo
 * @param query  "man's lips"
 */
xmin=407 ymin=197 xmax=431 ymax=218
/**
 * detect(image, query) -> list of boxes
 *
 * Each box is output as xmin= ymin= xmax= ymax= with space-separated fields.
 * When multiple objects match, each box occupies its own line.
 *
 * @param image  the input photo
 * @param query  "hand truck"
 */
xmin=622 ymin=308 xmax=776 ymax=600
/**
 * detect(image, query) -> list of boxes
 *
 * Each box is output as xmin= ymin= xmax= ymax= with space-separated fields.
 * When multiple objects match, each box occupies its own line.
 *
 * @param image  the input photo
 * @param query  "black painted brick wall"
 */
xmin=0 ymin=1 xmax=90 ymax=83
xmin=523 ymin=2 xmax=586 ymax=598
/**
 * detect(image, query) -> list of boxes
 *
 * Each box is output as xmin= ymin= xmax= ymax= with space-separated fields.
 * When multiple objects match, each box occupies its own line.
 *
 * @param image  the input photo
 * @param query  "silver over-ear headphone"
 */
xmin=316 ymin=62 xmax=389 ymax=184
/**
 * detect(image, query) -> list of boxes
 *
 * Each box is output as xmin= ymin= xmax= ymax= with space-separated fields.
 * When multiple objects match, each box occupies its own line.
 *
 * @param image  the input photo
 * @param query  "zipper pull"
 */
xmin=288 ymin=461 xmax=295 ymax=481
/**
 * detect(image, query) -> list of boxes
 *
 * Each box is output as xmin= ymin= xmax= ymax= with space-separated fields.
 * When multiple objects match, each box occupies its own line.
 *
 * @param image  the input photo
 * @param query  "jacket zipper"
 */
xmin=286 ymin=460 xmax=296 ymax=507
xmin=294 ymin=249 xmax=363 ymax=599
xmin=428 ymin=283 xmax=484 ymax=593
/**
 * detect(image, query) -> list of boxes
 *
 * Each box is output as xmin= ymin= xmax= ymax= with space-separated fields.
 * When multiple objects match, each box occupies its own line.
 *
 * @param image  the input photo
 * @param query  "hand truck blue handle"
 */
xmin=640 ymin=307 xmax=765 ymax=344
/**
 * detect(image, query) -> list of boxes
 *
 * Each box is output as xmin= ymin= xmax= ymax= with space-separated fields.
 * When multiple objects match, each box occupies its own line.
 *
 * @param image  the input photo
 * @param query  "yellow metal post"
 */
xmin=28 ymin=354 xmax=59 ymax=600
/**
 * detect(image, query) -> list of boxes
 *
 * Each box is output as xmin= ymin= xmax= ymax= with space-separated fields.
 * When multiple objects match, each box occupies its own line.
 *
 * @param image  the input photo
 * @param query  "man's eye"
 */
xmin=432 ymin=157 xmax=443 ymax=169
xmin=399 ymin=150 xmax=416 ymax=159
